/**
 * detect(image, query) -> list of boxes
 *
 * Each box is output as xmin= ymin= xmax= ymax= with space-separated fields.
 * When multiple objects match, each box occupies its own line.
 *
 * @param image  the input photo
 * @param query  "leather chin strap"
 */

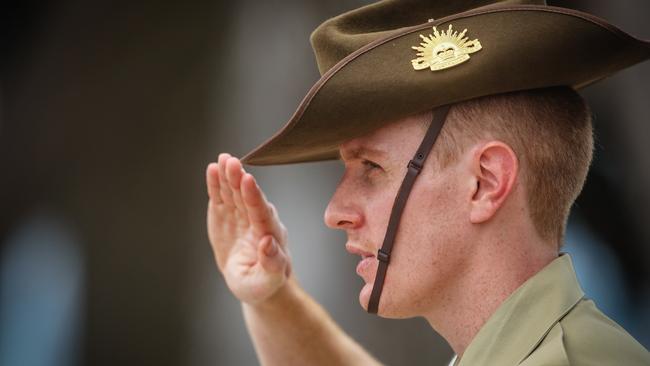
xmin=367 ymin=105 xmax=451 ymax=314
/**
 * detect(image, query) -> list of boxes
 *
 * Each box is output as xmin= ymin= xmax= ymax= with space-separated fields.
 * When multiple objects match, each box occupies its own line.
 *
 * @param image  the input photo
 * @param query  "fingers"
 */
xmin=241 ymin=173 xmax=280 ymax=237
xmin=206 ymin=163 xmax=223 ymax=204
xmin=218 ymin=153 xmax=235 ymax=207
xmin=225 ymin=157 xmax=249 ymax=223
xmin=212 ymin=153 xmax=282 ymax=239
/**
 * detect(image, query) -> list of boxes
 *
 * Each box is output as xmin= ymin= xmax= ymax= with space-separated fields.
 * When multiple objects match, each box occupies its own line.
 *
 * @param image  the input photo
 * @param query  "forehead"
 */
xmin=338 ymin=113 xmax=427 ymax=162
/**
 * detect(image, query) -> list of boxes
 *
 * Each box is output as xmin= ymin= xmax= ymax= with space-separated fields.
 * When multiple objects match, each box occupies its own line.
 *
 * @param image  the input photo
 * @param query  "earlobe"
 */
xmin=469 ymin=142 xmax=518 ymax=224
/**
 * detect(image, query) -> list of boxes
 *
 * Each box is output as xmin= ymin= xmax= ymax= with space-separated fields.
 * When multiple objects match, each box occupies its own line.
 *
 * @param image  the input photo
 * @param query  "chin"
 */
xmin=358 ymin=282 xmax=373 ymax=311
xmin=358 ymin=283 xmax=414 ymax=319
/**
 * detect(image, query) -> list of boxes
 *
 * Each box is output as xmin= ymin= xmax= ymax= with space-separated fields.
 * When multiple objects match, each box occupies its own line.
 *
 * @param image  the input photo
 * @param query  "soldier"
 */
xmin=206 ymin=1 xmax=650 ymax=365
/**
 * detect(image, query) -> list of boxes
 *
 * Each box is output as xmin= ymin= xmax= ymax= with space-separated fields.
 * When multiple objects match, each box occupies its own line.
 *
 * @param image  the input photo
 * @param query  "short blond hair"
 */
xmin=429 ymin=87 xmax=593 ymax=245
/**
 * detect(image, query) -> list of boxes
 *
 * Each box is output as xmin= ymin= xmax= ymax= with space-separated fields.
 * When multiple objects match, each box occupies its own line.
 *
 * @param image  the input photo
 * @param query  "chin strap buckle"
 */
xmin=407 ymin=159 xmax=423 ymax=172
xmin=377 ymin=249 xmax=390 ymax=264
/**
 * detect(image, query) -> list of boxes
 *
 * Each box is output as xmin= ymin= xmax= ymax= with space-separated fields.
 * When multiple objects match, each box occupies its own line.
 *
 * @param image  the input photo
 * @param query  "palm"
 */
xmin=206 ymin=154 xmax=290 ymax=304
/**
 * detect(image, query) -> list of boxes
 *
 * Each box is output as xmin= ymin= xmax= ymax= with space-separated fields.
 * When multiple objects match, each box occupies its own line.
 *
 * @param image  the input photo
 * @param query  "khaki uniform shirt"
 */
xmin=450 ymin=254 xmax=649 ymax=366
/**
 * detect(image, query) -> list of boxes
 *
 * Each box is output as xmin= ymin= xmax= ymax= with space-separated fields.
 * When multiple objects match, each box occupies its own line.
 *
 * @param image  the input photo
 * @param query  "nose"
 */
xmin=324 ymin=187 xmax=363 ymax=230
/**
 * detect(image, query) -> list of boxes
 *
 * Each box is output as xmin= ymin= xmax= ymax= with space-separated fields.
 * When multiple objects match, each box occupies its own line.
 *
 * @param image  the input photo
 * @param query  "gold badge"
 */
xmin=411 ymin=24 xmax=482 ymax=71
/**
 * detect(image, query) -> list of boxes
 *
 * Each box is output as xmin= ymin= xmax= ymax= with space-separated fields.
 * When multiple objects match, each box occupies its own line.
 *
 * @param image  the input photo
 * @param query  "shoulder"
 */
xmin=520 ymin=298 xmax=649 ymax=366
xmin=559 ymin=298 xmax=649 ymax=365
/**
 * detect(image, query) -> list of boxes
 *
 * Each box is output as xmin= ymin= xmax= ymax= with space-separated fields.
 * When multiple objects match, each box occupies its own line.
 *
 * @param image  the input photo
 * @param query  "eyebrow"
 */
xmin=339 ymin=145 xmax=388 ymax=161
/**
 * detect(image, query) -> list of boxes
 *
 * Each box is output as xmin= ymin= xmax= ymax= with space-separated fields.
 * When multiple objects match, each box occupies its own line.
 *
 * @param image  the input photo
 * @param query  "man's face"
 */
xmin=324 ymin=113 xmax=474 ymax=318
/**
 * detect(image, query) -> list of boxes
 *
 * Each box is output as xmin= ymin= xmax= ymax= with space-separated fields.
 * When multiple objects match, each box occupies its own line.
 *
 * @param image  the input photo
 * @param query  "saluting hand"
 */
xmin=206 ymin=153 xmax=291 ymax=304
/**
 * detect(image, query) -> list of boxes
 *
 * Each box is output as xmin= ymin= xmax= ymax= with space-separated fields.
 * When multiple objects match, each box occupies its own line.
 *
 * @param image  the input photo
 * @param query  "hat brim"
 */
xmin=241 ymin=4 xmax=650 ymax=166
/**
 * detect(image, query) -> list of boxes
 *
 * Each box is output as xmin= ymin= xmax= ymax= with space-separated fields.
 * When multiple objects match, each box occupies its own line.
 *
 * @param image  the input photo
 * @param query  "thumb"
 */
xmin=258 ymin=235 xmax=287 ymax=275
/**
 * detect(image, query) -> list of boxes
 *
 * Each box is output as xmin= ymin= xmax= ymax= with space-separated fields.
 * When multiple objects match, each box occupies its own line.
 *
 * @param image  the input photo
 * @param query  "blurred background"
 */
xmin=0 ymin=0 xmax=648 ymax=365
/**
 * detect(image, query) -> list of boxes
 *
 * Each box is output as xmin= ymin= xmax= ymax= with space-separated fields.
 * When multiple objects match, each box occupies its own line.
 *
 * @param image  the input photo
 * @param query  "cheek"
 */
xmin=363 ymin=180 xmax=403 ymax=250
xmin=379 ymin=176 xmax=468 ymax=314
xmin=396 ymin=178 xmax=454 ymax=253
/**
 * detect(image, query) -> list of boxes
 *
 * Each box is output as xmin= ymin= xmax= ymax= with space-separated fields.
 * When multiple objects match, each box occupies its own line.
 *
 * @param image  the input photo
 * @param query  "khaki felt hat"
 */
xmin=240 ymin=0 xmax=650 ymax=166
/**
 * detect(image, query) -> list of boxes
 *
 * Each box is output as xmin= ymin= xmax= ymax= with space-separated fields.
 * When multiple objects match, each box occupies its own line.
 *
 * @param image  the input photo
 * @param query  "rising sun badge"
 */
xmin=411 ymin=24 xmax=482 ymax=71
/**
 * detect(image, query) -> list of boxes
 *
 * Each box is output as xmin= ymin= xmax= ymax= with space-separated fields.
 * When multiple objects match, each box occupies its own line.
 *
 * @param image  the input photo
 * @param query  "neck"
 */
xmin=423 ymin=235 xmax=556 ymax=357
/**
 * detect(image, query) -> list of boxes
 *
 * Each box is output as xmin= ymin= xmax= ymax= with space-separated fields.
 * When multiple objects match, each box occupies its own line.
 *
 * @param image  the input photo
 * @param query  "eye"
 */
xmin=362 ymin=159 xmax=382 ymax=170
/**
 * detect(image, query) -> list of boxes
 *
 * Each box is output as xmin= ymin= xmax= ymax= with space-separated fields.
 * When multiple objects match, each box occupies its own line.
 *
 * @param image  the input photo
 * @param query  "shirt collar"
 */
xmin=456 ymin=253 xmax=584 ymax=366
xmin=447 ymin=355 xmax=458 ymax=366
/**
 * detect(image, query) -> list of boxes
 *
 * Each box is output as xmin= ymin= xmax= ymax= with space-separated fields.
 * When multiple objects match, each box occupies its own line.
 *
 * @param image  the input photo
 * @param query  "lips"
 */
xmin=345 ymin=243 xmax=375 ymax=258
xmin=346 ymin=243 xmax=376 ymax=280
xmin=356 ymin=256 xmax=377 ymax=279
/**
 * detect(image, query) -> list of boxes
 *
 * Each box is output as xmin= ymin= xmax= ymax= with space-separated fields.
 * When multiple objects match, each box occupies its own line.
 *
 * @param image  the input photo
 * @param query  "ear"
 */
xmin=469 ymin=141 xmax=519 ymax=224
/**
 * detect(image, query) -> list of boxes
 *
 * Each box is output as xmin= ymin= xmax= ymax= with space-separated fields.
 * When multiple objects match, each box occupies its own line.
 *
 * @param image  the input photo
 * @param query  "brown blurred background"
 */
xmin=0 ymin=1 xmax=648 ymax=365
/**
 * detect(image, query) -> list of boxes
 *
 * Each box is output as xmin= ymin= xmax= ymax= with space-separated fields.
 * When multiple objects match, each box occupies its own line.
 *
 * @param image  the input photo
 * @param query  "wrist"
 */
xmin=243 ymin=276 xmax=300 ymax=313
